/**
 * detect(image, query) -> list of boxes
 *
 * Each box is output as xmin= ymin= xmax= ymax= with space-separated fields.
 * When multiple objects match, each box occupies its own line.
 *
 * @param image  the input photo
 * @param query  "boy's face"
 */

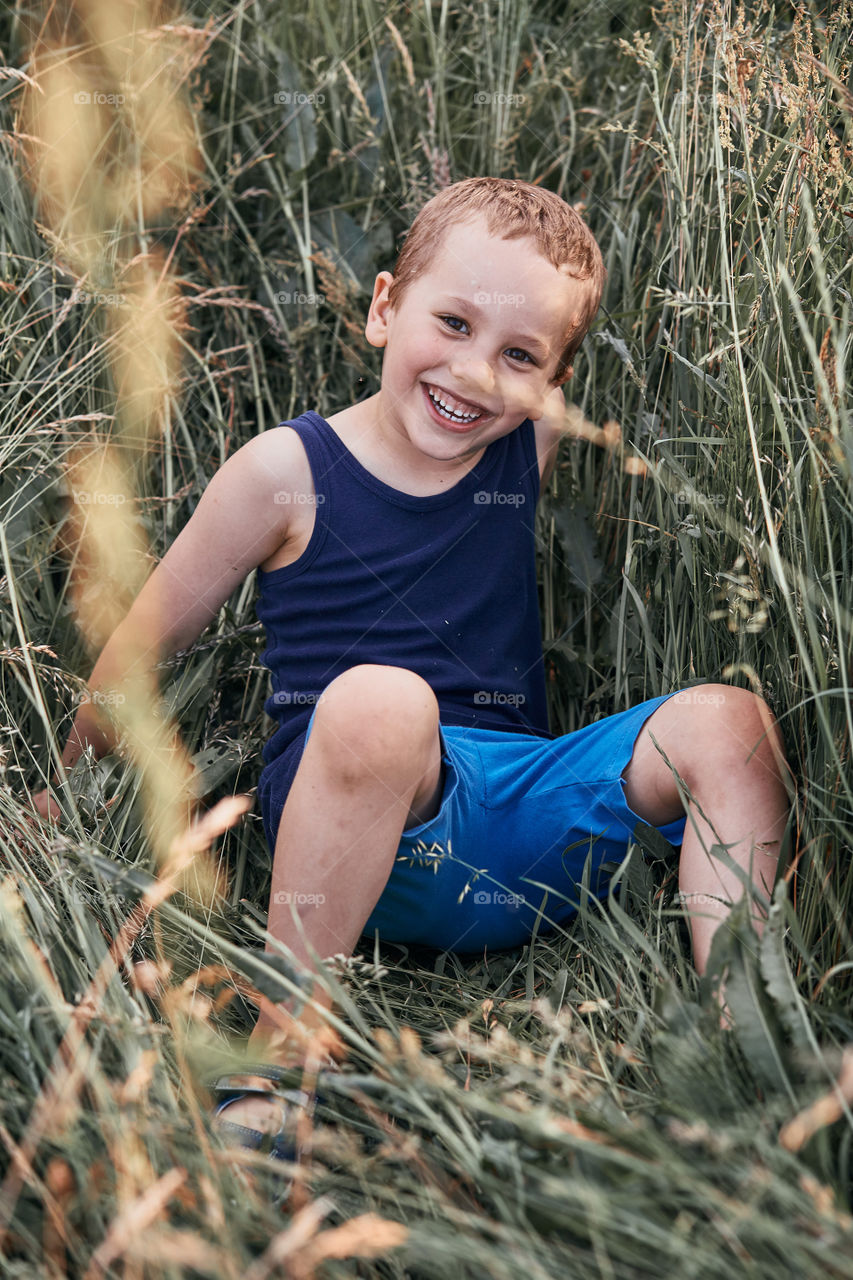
xmin=365 ymin=215 xmax=589 ymax=466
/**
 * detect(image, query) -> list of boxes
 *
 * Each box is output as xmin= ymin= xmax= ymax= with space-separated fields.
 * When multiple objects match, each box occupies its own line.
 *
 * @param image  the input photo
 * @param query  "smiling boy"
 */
xmin=36 ymin=178 xmax=793 ymax=1154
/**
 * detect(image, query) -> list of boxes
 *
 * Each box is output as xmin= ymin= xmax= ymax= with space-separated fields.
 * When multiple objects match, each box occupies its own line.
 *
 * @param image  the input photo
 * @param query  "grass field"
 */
xmin=1 ymin=0 xmax=852 ymax=1275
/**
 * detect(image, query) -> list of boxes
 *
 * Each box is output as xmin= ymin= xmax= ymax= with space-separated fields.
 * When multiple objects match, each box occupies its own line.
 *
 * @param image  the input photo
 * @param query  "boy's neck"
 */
xmin=326 ymin=392 xmax=488 ymax=496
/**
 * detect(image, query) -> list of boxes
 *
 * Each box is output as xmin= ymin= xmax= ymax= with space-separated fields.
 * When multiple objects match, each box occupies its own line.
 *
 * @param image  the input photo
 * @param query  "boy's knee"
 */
xmin=691 ymin=683 xmax=786 ymax=771
xmin=312 ymin=664 xmax=439 ymax=770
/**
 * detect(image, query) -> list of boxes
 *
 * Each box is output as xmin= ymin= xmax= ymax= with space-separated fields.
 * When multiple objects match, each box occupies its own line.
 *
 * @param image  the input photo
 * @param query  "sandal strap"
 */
xmin=213 ymin=1084 xmax=311 ymax=1112
xmin=209 ymin=1061 xmax=335 ymax=1109
xmin=215 ymin=1115 xmax=298 ymax=1162
xmin=209 ymin=1061 xmax=304 ymax=1091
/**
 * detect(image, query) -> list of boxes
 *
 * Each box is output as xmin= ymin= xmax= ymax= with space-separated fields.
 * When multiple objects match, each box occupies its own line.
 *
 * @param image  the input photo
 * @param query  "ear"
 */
xmin=364 ymin=270 xmax=395 ymax=349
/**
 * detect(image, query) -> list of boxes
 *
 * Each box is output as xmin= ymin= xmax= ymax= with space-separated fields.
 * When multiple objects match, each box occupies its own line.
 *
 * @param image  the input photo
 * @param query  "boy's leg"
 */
xmin=217 ymin=665 xmax=444 ymax=1134
xmin=621 ymin=684 xmax=794 ymax=975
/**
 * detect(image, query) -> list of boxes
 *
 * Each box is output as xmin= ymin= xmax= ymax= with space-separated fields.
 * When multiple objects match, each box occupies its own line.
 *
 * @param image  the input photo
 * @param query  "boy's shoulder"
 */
xmin=235 ymin=421 xmax=316 ymax=494
xmin=239 ymin=420 xmax=309 ymax=465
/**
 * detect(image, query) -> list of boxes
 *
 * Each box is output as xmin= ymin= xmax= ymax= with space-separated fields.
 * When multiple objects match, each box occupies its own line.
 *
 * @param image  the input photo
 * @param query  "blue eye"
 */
xmin=507 ymin=348 xmax=535 ymax=364
xmin=440 ymin=315 xmax=468 ymax=332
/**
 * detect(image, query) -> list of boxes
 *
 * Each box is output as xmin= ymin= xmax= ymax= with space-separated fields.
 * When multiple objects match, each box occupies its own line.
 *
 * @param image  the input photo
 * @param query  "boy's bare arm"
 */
xmin=40 ymin=430 xmax=299 ymax=786
xmin=532 ymin=385 xmax=567 ymax=490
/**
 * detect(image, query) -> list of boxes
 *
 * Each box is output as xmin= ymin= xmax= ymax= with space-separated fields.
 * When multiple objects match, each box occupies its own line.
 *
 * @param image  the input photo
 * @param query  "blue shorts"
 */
xmin=257 ymin=692 xmax=687 ymax=954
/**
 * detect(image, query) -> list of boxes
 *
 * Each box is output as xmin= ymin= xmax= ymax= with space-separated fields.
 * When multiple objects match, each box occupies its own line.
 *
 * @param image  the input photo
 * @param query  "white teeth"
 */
xmin=427 ymin=386 xmax=482 ymax=423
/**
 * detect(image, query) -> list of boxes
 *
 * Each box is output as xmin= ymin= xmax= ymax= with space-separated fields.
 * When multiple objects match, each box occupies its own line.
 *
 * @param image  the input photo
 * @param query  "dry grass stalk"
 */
xmin=83 ymin=1166 xmax=186 ymax=1279
xmin=0 ymin=791 xmax=241 ymax=1243
xmin=779 ymin=1047 xmax=853 ymax=1152
xmin=20 ymin=1 xmax=227 ymax=887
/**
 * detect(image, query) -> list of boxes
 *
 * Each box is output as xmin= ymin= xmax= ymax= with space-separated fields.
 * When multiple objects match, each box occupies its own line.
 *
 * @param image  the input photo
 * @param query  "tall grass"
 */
xmin=1 ymin=0 xmax=852 ymax=1275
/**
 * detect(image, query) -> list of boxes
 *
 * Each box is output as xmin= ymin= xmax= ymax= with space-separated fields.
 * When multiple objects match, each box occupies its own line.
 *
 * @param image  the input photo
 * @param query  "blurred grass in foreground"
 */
xmin=0 ymin=0 xmax=852 ymax=1275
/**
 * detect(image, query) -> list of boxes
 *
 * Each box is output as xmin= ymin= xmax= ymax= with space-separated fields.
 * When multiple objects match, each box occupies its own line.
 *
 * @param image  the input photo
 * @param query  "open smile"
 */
xmin=422 ymin=382 xmax=491 ymax=430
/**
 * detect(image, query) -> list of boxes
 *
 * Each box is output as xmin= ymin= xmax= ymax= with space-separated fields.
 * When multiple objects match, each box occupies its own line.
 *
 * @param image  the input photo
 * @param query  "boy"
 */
xmin=35 ymin=178 xmax=792 ymax=1151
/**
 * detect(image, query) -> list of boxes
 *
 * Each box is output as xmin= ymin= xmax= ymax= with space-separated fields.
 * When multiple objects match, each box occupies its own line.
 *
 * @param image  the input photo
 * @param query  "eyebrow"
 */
xmin=440 ymin=294 xmax=552 ymax=357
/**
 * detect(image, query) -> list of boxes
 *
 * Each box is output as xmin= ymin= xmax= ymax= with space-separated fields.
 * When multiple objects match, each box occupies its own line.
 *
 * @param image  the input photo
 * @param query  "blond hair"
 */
xmin=387 ymin=177 xmax=605 ymax=381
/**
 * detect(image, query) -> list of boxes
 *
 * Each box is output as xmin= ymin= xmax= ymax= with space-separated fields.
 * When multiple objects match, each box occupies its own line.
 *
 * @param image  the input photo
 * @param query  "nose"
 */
xmin=449 ymin=356 xmax=495 ymax=395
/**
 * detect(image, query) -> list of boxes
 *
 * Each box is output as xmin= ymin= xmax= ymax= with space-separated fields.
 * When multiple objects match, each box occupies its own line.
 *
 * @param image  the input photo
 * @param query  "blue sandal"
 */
xmin=210 ymin=1063 xmax=325 ymax=1161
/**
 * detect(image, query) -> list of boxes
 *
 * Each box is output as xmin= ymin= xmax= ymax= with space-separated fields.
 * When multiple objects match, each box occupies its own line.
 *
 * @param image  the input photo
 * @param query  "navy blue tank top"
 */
xmin=255 ymin=410 xmax=552 ymax=769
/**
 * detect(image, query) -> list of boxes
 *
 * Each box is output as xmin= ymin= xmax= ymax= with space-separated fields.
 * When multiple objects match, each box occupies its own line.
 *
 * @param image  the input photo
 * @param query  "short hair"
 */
xmin=386 ymin=176 xmax=605 ymax=381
